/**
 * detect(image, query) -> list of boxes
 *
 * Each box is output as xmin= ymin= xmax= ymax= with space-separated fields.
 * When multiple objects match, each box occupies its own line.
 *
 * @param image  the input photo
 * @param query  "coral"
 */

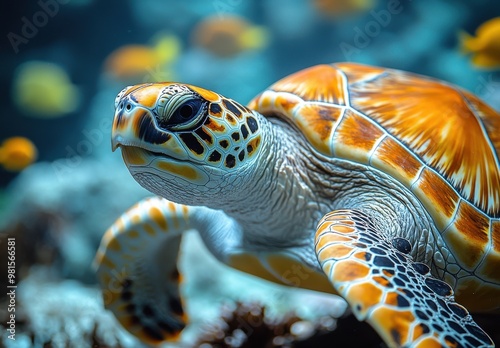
xmin=0 ymin=269 xmax=139 ymax=348
xmin=194 ymin=302 xmax=370 ymax=348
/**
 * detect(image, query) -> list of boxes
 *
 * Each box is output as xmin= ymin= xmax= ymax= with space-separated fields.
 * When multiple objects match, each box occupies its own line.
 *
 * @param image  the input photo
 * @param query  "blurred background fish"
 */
xmin=12 ymin=61 xmax=80 ymax=118
xmin=0 ymin=137 xmax=37 ymax=172
xmin=104 ymin=32 xmax=181 ymax=82
xmin=312 ymin=0 xmax=376 ymax=17
xmin=191 ymin=15 xmax=269 ymax=58
xmin=460 ymin=16 xmax=500 ymax=69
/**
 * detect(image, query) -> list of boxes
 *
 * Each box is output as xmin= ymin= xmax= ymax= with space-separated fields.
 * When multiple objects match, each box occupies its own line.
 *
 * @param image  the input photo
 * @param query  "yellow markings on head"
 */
xmin=204 ymin=117 xmax=226 ymax=132
xmin=332 ymin=259 xmax=370 ymax=282
xmin=412 ymin=168 xmax=460 ymax=231
xmin=347 ymin=282 xmax=383 ymax=318
xmin=369 ymin=307 xmax=414 ymax=347
xmin=157 ymin=161 xmax=205 ymax=183
xmin=442 ymin=200 xmax=490 ymax=270
xmin=149 ymin=206 xmax=168 ymax=230
xmin=121 ymin=146 xmax=148 ymax=166
xmin=127 ymin=83 xmax=165 ymax=108
xmin=188 ymin=85 xmax=220 ymax=102
xmin=245 ymin=135 xmax=261 ymax=157
xmin=333 ymin=109 xmax=385 ymax=164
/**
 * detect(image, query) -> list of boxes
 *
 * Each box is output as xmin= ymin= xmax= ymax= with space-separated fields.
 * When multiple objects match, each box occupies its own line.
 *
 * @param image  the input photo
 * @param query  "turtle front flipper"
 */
xmin=314 ymin=209 xmax=494 ymax=348
xmin=94 ymin=196 xmax=190 ymax=345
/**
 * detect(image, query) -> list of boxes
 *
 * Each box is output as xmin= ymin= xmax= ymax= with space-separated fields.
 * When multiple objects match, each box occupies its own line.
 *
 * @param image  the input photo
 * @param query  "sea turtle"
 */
xmin=94 ymin=62 xmax=500 ymax=347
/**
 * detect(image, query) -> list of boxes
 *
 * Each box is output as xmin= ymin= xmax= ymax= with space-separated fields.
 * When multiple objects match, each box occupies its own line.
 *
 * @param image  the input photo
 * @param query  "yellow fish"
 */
xmin=461 ymin=17 xmax=500 ymax=69
xmin=0 ymin=137 xmax=37 ymax=172
xmin=13 ymin=61 xmax=80 ymax=118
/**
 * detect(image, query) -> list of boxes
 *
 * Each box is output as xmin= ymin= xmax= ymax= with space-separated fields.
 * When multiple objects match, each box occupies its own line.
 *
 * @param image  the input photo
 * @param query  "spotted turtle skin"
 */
xmin=95 ymin=63 xmax=499 ymax=347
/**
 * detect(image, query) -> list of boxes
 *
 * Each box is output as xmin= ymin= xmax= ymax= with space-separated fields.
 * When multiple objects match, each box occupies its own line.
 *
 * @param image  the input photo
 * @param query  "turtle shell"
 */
xmin=247 ymin=63 xmax=500 ymax=311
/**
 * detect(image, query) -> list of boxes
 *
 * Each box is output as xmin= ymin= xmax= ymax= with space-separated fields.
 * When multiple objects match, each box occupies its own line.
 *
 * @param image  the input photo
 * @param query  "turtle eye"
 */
xmin=158 ymin=97 xmax=207 ymax=131
xmin=172 ymin=100 xmax=202 ymax=123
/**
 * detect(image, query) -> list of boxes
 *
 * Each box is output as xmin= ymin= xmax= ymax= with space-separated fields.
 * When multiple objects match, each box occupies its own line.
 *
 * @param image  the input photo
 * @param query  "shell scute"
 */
xmin=370 ymin=136 xmax=424 ymax=188
xmin=475 ymin=220 xmax=500 ymax=283
xmin=442 ymin=200 xmax=490 ymax=269
xmin=332 ymin=109 xmax=384 ymax=164
xmin=292 ymin=103 xmax=343 ymax=155
xmin=411 ymin=168 xmax=460 ymax=232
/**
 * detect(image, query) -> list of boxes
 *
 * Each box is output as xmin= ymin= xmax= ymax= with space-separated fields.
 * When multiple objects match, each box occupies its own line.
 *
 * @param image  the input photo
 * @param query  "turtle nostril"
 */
xmin=126 ymin=103 xmax=132 ymax=111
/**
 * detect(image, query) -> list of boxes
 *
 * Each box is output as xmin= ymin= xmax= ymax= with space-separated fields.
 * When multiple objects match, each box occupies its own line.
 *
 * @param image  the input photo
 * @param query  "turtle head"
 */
xmin=112 ymin=83 xmax=263 ymax=205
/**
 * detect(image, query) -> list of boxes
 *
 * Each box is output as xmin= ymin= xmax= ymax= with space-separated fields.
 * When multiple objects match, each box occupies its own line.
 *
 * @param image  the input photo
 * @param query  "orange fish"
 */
xmin=0 ymin=137 xmax=37 ymax=171
xmin=105 ymin=33 xmax=181 ymax=80
xmin=312 ymin=0 xmax=375 ymax=17
xmin=191 ymin=15 xmax=268 ymax=58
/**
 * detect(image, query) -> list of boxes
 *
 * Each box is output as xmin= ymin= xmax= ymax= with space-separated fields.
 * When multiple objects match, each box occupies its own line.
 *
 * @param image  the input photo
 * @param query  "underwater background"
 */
xmin=1 ymin=0 xmax=500 ymax=347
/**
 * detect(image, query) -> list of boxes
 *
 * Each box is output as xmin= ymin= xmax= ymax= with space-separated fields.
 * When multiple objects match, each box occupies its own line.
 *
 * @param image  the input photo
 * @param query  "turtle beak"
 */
xmin=111 ymin=135 xmax=121 ymax=152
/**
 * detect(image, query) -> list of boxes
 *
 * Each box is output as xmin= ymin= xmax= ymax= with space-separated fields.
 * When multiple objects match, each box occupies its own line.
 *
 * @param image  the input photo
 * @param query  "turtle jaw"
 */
xmin=118 ymin=144 xmax=212 ymax=194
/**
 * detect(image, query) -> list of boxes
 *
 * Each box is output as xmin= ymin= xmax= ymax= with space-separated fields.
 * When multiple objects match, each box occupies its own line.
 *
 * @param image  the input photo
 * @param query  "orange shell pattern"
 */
xmin=248 ymin=63 xmax=500 ymax=302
